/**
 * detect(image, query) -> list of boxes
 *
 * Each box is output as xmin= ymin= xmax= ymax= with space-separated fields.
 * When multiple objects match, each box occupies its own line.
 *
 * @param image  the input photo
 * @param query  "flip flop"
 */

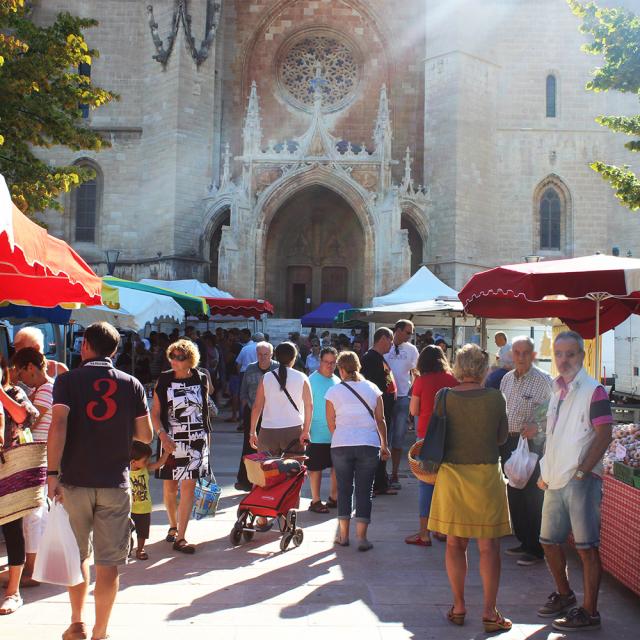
xmin=404 ymin=533 xmax=432 ymax=547
xmin=0 ymin=593 xmax=23 ymax=615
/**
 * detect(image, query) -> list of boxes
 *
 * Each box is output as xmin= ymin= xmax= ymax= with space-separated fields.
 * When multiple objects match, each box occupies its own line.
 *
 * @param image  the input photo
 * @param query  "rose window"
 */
xmin=278 ymin=34 xmax=359 ymax=112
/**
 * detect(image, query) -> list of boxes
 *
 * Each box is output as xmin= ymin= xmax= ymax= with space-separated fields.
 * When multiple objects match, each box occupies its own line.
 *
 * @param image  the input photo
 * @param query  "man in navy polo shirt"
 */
xmin=47 ymin=322 xmax=155 ymax=640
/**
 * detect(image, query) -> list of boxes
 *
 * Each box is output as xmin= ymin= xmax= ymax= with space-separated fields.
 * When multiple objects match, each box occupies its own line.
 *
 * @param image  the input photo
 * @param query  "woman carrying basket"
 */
xmin=427 ymin=344 xmax=512 ymax=633
xmin=249 ymin=341 xmax=312 ymax=531
xmin=0 ymin=354 xmax=39 ymax=615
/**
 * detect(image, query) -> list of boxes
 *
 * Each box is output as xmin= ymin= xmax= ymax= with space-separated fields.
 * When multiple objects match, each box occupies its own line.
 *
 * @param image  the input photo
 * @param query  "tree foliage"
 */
xmin=568 ymin=1 xmax=640 ymax=210
xmin=0 ymin=0 xmax=116 ymax=215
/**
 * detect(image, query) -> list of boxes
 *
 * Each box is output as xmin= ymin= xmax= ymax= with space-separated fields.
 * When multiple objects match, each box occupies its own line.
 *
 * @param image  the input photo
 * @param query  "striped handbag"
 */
xmin=0 ymin=442 xmax=47 ymax=526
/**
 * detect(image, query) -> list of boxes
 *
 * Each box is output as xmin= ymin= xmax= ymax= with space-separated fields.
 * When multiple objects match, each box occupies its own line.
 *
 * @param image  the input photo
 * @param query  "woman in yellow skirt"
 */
xmin=427 ymin=344 xmax=512 ymax=632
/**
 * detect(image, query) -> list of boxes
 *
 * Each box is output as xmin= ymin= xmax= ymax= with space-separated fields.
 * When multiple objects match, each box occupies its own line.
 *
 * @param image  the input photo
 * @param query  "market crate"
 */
xmin=612 ymin=461 xmax=640 ymax=487
xmin=601 ymin=475 xmax=640 ymax=596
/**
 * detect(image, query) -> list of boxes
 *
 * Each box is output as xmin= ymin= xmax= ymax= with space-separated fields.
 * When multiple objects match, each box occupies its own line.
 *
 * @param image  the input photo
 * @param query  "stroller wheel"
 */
xmin=243 ymin=529 xmax=255 ymax=542
xmin=285 ymin=509 xmax=297 ymax=530
xmin=229 ymin=524 xmax=243 ymax=546
xmin=292 ymin=528 xmax=304 ymax=547
xmin=280 ymin=532 xmax=293 ymax=552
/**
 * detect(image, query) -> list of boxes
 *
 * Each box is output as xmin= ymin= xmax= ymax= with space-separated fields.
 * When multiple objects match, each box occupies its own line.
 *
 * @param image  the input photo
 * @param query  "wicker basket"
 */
xmin=0 ymin=442 xmax=47 ymax=526
xmin=408 ymin=440 xmax=438 ymax=485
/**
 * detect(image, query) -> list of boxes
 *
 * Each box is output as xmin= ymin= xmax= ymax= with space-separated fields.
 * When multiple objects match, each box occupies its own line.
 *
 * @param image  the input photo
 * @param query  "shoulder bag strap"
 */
xmin=271 ymin=371 xmax=300 ymax=413
xmin=340 ymin=381 xmax=375 ymax=420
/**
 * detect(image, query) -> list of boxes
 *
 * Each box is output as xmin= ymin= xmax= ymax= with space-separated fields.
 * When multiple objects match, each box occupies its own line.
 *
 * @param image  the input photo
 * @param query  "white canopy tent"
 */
xmin=72 ymin=285 xmax=184 ymax=331
xmin=372 ymin=266 xmax=459 ymax=307
xmin=139 ymin=278 xmax=233 ymax=299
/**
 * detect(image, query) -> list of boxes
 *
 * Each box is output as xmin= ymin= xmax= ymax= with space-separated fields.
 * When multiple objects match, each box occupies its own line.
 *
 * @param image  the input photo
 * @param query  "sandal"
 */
xmin=447 ymin=605 xmax=466 ymax=626
xmin=326 ymin=497 xmax=337 ymax=509
xmin=173 ymin=538 xmax=196 ymax=554
xmin=483 ymin=609 xmax=512 ymax=633
xmin=308 ymin=500 xmax=329 ymax=514
xmin=136 ymin=549 xmax=149 ymax=561
xmin=404 ymin=533 xmax=432 ymax=547
xmin=165 ymin=526 xmax=178 ymax=543
xmin=0 ymin=593 xmax=23 ymax=615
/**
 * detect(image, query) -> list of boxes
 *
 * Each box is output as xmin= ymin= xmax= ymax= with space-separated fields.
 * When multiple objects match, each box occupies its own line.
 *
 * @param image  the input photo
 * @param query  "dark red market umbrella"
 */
xmin=458 ymin=254 xmax=640 ymax=341
xmin=205 ymin=298 xmax=274 ymax=319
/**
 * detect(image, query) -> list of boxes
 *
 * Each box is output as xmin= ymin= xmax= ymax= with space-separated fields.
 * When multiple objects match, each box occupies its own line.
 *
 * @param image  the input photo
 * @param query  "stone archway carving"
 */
xmin=256 ymin=164 xmax=376 ymax=304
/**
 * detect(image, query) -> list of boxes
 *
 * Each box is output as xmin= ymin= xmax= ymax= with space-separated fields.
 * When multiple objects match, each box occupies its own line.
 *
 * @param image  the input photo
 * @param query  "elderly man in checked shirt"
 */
xmin=499 ymin=336 xmax=552 ymax=567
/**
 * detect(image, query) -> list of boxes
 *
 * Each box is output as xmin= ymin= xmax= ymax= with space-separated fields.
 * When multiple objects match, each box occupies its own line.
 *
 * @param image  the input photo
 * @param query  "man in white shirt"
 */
xmin=384 ymin=319 xmax=418 ymax=488
xmin=536 ymin=331 xmax=612 ymax=632
xmin=236 ymin=332 xmax=264 ymax=374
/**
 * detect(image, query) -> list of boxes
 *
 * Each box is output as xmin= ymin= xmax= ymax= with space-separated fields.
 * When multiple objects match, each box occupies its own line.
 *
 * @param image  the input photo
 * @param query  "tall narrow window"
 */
xmin=78 ymin=62 xmax=91 ymax=119
xmin=540 ymin=187 xmax=561 ymax=250
xmin=75 ymin=177 xmax=97 ymax=242
xmin=546 ymin=74 xmax=556 ymax=118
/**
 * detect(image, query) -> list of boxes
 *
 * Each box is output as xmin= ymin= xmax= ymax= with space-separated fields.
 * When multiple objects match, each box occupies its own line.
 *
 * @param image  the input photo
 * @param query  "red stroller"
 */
xmin=230 ymin=442 xmax=307 ymax=552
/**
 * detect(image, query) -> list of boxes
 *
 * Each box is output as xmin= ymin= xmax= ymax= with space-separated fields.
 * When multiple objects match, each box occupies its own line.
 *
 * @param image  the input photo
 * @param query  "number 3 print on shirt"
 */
xmin=86 ymin=378 xmax=118 ymax=421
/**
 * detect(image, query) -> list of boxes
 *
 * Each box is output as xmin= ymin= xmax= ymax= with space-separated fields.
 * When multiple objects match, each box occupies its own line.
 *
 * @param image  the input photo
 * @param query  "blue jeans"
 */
xmin=539 ymin=474 xmax=602 ymax=549
xmin=331 ymin=445 xmax=380 ymax=523
xmin=389 ymin=396 xmax=410 ymax=449
xmin=418 ymin=480 xmax=435 ymax=518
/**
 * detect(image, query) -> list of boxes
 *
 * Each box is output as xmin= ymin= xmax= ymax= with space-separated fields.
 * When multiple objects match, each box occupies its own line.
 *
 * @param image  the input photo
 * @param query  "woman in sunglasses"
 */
xmin=151 ymin=339 xmax=211 ymax=554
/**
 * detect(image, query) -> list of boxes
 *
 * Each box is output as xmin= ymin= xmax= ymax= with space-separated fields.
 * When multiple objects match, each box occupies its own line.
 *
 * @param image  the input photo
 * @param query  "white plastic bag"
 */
xmin=504 ymin=436 xmax=538 ymax=489
xmin=32 ymin=502 xmax=83 ymax=586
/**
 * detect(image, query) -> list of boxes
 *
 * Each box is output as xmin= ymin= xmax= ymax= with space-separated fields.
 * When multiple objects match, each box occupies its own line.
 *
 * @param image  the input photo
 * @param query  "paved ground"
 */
xmin=2 ymin=416 xmax=639 ymax=639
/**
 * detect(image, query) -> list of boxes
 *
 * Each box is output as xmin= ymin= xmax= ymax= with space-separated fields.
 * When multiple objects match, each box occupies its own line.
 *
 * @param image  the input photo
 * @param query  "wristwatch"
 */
xmin=575 ymin=470 xmax=585 ymax=480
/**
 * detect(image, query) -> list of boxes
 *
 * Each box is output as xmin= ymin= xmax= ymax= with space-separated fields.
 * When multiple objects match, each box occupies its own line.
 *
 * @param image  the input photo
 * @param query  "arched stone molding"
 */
xmin=532 ymin=173 xmax=573 ymax=257
xmin=202 ymin=194 xmax=237 ymax=258
xmin=400 ymin=200 xmax=430 ymax=261
xmin=255 ymin=164 xmax=377 ymax=303
xmin=240 ymin=0 xmax=392 ymax=104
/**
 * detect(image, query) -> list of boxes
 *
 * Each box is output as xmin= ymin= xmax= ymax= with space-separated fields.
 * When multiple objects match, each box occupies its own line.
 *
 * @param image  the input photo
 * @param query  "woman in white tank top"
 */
xmin=249 ymin=341 xmax=312 ymax=456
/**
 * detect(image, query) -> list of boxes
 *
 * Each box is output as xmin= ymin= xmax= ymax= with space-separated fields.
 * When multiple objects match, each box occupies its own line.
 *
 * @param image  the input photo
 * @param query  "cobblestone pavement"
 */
xmin=1 ymin=418 xmax=639 ymax=639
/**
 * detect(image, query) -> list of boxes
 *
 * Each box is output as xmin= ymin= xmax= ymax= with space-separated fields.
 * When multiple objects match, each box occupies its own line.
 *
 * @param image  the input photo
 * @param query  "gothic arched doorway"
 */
xmin=265 ymin=186 xmax=365 ymax=317
xmin=207 ymin=208 xmax=230 ymax=287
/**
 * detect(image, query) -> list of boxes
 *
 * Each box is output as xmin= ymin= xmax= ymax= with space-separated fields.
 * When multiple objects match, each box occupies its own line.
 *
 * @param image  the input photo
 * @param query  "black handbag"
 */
xmin=417 ymin=388 xmax=449 ymax=473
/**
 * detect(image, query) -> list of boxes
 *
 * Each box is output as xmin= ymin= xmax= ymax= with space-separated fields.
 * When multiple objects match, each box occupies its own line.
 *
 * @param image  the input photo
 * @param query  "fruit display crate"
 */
xmin=600 ymin=475 xmax=640 ymax=596
xmin=612 ymin=461 xmax=640 ymax=488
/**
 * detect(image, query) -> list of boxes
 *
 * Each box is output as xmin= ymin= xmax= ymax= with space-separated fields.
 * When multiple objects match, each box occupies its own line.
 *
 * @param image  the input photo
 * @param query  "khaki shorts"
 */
xmin=62 ymin=484 xmax=132 ymax=566
xmin=257 ymin=425 xmax=304 ymax=456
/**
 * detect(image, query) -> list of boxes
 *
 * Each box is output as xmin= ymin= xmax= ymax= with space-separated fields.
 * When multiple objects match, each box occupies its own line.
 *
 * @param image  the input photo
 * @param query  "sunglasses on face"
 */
xmin=169 ymin=352 xmax=188 ymax=362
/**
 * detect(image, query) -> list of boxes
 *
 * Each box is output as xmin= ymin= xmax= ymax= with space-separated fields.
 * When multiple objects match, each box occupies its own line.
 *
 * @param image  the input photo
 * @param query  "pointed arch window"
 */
xmin=546 ymin=74 xmax=557 ymax=118
xmin=71 ymin=161 xmax=101 ymax=244
xmin=539 ymin=187 xmax=561 ymax=250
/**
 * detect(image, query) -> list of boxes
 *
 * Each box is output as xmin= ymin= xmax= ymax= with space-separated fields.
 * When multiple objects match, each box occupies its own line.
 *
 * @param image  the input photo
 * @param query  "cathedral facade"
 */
xmin=34 ymin=0 xmax=640 ymax=317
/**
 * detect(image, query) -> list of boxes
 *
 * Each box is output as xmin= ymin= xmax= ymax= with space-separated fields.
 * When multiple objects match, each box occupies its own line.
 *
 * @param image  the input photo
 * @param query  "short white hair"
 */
xmin=14 ymin=327 xmax=44 ymax=351
xmin=511 ymin=335 xmax=535 ymax=350
xmin=554 ymin=330 xmax=584 ymax=353
xmin=255 ymin=341 xmax=273 ymax=353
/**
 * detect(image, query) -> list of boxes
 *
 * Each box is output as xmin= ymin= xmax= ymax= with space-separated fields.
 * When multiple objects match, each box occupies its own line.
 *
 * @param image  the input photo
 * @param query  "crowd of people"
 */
xmin=0 ymin=320 xmax=613 ymax=638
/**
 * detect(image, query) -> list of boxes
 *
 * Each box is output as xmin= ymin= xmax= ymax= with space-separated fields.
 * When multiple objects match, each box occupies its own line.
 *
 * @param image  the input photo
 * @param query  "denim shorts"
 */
xmin=539 ymin=474 xmax=602 ymax=549
xmin=389 ymin=396 xmax=410 ymax=449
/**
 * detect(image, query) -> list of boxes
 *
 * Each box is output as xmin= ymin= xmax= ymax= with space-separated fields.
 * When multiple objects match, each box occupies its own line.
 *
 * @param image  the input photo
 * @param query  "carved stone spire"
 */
xmin=242 ymin=81 xmax=262 ymax=156
xmin=373 ymin=84 xmax=392 ymax=158
xmin=401 ymin=146 xmax=414 ymax=191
